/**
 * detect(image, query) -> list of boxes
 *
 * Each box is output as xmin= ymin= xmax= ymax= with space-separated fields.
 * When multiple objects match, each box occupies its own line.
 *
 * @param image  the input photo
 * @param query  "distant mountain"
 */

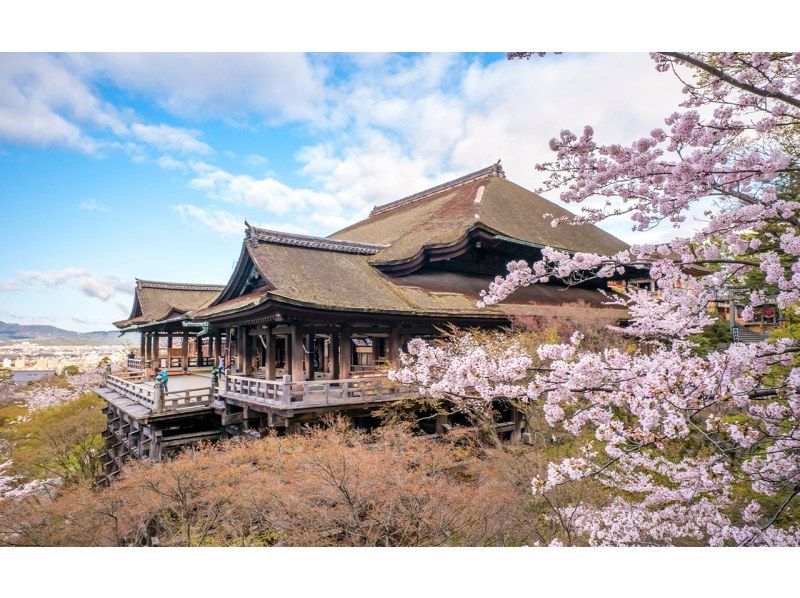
xmin=0 ymin=321 xmax=138 ymax=345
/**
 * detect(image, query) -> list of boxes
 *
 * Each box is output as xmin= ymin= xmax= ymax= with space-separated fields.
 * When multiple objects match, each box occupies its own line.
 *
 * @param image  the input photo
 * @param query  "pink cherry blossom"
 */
xmin=393 ymin=53 xmax=800 ymax=546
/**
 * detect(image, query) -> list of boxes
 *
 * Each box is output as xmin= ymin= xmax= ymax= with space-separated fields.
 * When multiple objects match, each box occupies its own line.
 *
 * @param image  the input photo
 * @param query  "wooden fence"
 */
xmin=220 ymin=372 xmax=401 ymax=409
xmin=105 ymin=372 xmax=214 ymax=414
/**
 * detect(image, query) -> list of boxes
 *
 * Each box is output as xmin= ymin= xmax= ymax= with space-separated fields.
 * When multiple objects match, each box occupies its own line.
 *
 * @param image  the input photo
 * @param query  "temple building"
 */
xmin=114 ymin=279 xmax=224 ymax=373
xmin=99 ymin=163 xmax=637 ymax=476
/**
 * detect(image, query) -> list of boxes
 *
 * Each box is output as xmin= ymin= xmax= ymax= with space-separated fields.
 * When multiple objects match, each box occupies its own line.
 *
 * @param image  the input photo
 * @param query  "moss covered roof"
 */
xmin=114 ymin=280 xmax=223 ymax=329
xmin=331 ymin=164 xmax=629 ymax=265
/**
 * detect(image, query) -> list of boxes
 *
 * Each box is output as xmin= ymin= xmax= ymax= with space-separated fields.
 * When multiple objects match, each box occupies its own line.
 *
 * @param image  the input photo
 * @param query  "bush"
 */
xmin=0 ymin=420 xmax=597 ymax=547
xmin=5 ymin=392 xmax=105 ymax=485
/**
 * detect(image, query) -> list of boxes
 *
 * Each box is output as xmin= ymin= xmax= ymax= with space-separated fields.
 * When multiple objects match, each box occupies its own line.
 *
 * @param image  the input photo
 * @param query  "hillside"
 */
xmin=0 ymin=321 xmax=137 ymax=345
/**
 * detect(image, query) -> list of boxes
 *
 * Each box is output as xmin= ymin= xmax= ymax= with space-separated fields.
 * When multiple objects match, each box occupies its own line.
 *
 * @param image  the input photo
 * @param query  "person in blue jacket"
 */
xmin=156 ymin=368 xmax=169 ymax=394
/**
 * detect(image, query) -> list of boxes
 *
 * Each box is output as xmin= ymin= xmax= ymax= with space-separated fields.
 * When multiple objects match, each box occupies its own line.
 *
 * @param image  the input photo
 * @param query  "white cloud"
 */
xmin=187 ymin=162 xmax=342 ymax=219
xmin=78 ymin=198 xmax=110 ymax=213
xmin=292 ymin=53 xmax=689 ymax=241
xmin=130 ymin=123 xmax=212 ymax=155
xmin=172 ymin=204 xmax=245 ymax=236
xmin=244 ymin=153 xmax=269 ymax=167
xmin=156 ymin=155 xmax=188 ymax=171
xmin=77 ymin=53 xmax=328 ymax=124
xmin=0 ymin=267 xmax=133 ymax=302
xmin=0 ymin=54 xmax=215 ymax=158
xmin=1 ymin=53 xmax=699 ymax=245
xmin=0 ymin=54 xmax=123 ymax=153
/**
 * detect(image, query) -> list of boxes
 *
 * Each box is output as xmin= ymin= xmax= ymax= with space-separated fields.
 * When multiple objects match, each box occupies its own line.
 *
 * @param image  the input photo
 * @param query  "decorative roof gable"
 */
xmin=369 ymin=161 xmax=505 ymax=217
xmin=245 ymin=223 xmax=387 ymax=255
xmin=135 ymin=279 xmax=224 ymax=292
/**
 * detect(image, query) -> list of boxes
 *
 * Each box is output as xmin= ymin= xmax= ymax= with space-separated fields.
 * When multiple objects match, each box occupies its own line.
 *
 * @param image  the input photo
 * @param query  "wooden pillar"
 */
xmin=243 ymin=329 xmax=256 ymax=376
xmin=511 ymin=409 xmax=524 ymax=444
xmin=181 ymin=330 xmax=189 ymax=372
xmin=265 ymin=326 xmax=277 ymax=380
xmin=167 ymin=332 xmax=173 ymax=350
xmin=290 ymin=325 xmax=305 ymax=380
xmin=236 ymin=326 xmax=246 ymax=373
xmin=139 ymin=333 xmax=145 ymax=359
xmin=304 ymin=333 xmax=315 ymax=380
xmin=214 ymin=334 xmax=222 ymax=366
xmin=224 ymin=329 xmax=232 ymax=368
xmin=339 ymin=325 xmax=352 ymax=380
xmin=388 ymin=324 xmax=400 ymax=363
xmin=435 ymin=413 xmax=449 ymax=435
xmin=371 ymin=336 xmax=381 ymax=367
xmin=196 ymin=335 xmax=203 ymax=367
xmin=152 ymin=332 xmax=161 ymax=367
xmin=331 ymin=332 xmax=340 ymax=379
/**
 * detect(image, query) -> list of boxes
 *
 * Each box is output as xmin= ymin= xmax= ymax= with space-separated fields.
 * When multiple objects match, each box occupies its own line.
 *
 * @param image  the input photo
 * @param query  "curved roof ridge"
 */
xmin=135 ymin=279 xmax=224 ymax=291
xmin=246 ymin=224 xmax=388 ymax=255
xmin=369 ymin=161 xmax=505 ymax=217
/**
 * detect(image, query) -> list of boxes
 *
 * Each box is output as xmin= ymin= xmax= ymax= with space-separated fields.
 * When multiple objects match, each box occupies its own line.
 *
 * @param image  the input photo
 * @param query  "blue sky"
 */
xmin=0 ymin=52 xmax=689 ymax=331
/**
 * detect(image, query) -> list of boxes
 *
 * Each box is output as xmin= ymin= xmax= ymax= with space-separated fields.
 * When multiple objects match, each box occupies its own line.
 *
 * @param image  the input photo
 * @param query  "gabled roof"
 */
xmin=330 ymin=162 xmax=629 ymax=266
xmin=114 ymin=279 xmax=224 ymax=330
xmin=245 ymin=224 xmax=387 ymax=255
xmin=190 ymin=224 xmax=625 ymax=322
xmin=128 ymin=165 xmax=633 ymax=326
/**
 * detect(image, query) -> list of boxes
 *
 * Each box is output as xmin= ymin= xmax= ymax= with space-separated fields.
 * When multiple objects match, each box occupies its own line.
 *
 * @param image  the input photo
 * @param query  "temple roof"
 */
xmin=245 ymin=225 xmax=387 ymax=255
xmin=114 ymin=279 xmax=224 ymax=329
xmin=120 ymin=164 xmax=633 ymax=326
xmin=191 ymin=226 xmax=625 ymax=322
xmin=330 ymin=163 xmax=629 ymax=266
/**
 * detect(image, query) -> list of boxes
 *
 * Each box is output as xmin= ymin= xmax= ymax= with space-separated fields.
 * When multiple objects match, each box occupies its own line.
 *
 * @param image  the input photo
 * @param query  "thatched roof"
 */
xmin=330 ymin=163 xmax=629 ymax=266
xmin=129 ymin=165 xmax=632 ymax=325
xmin=193 ymin=224 xmax=624 ymax=321
xmin=114 ymin=279 xmax=224 ymax=329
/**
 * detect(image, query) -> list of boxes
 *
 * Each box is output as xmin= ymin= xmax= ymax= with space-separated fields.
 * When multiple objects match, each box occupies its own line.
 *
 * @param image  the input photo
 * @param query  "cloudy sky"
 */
xmin=0 ymin=52 xmax=690 ymax=331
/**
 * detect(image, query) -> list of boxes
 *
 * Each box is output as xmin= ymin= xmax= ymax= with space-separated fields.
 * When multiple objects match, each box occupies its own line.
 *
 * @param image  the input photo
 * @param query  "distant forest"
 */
xmin=0 ymin=321 xmax=137 ymax=345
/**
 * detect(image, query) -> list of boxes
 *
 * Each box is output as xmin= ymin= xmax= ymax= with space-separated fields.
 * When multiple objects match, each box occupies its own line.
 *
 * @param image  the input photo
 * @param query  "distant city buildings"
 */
xmin=0 ymin=341 xmax=128 ymax=373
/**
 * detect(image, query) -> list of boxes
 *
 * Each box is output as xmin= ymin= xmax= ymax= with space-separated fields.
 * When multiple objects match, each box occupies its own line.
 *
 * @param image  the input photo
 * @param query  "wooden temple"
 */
xmin=98 ymin=163 xmax=637 ymax=477
xmin=114 ymin=280 xmax=224 ymax=374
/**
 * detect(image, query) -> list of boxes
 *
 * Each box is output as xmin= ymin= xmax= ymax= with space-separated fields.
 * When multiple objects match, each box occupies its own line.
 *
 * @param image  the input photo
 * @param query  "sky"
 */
xmin=0 ymin=52 xmax=692 ymax=332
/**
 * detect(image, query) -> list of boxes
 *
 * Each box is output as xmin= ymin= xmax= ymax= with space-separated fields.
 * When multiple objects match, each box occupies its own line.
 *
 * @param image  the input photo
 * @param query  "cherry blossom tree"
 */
xmin=392 ymin=53 xmax=800 ymax=545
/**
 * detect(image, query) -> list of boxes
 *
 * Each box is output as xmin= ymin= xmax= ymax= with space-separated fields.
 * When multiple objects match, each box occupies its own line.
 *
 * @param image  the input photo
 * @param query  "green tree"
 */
xmin=7 ymin=392 xmax=106 ymax=484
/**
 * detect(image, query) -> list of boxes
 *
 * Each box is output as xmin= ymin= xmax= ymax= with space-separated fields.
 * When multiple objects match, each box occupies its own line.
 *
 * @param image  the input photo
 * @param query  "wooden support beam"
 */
xmin=196 ymin=335 xmax=203 ymax=366
xmin=181 ymin=330 xmax=189 ymax=372
xmin=371 ymin=335 xmax=381 ymax=366
xmin=511 ymin=409 xmax=524 ymax=444
xmin=339 ymin=325 xmax=352 ymax=379
xmin=265 ymin=326 xmax=277 ymax=380
xmin=304 ymin=333 xmax=315 ymax=380
xmin=152 ymin=332 xmax=161 ymax=365
xmin=388 ymin=324 xmax=400 ymax=363
xmin=224 ymin=329 xmax=232 ymax=368
xmin=435 ymin=413 xmax=449 ymax=435
xmin=167 ymin=332 xmax=173 ymax=350
xmin=244 ymin=329 xmax=256 ymax=376
xmin=331 ymin=332 xmax=340 ymax=379
xmin=139 ymin=333 xmax=146 ymax=359
xmin=237 ymin=326 xmax=246 ymax=374
xmin=290 ymin=325 xmax=305 ymax=380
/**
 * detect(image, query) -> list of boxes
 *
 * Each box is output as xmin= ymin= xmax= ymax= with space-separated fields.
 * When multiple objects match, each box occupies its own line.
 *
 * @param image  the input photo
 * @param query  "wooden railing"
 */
xmin=106 ymin=374 xmax=156 ymax=409
xmin=188 ymin=356 xmax=215 ymax=368
xmin=127 ymin=357 xmax=143 ymax=371
xmin=105 ymin=373 xmax=214 ymax=415
xmin=163 ymin=387 xmax=216 ymax=410
xmin=220 ymin=373 xmax=401 ymax=409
